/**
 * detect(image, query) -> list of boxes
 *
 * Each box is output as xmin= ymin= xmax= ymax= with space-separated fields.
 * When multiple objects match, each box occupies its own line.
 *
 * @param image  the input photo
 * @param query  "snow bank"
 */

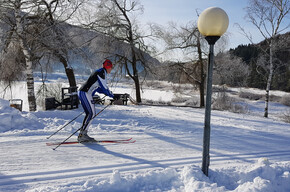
xmin=81 ymin=168 xmax=179 ymax=192
xmin=25 ymin=158 xmax=290 ymax=192
xmin=0 ymin=99 xmax=44 ymax=132
xmin=210 ymin=158 xmax=290 ymax=192
xmin=179 ymin=159 xmax=289 ymax=192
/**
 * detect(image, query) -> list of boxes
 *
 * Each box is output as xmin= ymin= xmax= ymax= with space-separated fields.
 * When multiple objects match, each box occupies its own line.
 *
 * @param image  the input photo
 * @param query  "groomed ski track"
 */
xmin=0 ymin=105 xmax=290 ymax=190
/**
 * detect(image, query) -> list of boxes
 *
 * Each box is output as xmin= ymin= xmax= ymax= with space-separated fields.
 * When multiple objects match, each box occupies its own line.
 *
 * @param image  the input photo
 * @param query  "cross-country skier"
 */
xmin=78 ymin=59 xmax=115 ymax=142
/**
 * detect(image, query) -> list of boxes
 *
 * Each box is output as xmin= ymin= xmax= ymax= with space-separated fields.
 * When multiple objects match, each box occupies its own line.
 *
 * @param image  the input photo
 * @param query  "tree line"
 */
xmin=153 ymin=0 xmax=289 ymax=118
xmin=230 ymin=32 xmax=290 ymax=93
xmin=0 ymin=0 xmax=289 ymax=119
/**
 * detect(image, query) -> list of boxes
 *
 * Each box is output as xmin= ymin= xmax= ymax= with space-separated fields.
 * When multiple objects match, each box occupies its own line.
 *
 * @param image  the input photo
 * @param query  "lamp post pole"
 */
xmin=197 ymin=7 xmax=229 ymax=177
xmin=202 ymin=36 xmax=220 ymax=176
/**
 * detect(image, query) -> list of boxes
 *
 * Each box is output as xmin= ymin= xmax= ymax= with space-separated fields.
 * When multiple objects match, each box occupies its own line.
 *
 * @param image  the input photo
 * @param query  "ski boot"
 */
xmin=78 ymin=130 xmax=95 ymax=143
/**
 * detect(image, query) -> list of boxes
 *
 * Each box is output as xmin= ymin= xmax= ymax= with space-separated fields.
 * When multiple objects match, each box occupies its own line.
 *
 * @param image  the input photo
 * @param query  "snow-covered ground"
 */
xmin=0 ymin=76 xmax=290 ymax=192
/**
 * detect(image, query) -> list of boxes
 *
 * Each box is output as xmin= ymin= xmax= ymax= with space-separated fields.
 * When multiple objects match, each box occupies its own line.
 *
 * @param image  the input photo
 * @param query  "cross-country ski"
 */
xmin=46 ymin=138 xmax=136 ymax=146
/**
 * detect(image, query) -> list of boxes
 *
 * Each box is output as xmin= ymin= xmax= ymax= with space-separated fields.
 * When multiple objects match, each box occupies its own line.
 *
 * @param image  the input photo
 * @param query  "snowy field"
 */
xmin=0 ymin=76 xmax=290 ymax=192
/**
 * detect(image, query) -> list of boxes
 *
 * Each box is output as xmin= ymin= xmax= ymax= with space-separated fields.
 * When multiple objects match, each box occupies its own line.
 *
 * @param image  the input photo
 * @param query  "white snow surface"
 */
xmin=0 ymin=78 xmax=290 ymax=192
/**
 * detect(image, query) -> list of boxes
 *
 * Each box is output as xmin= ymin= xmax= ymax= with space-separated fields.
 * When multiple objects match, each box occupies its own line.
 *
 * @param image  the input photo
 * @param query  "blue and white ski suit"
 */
xmin=78 ymin=68 xmax=114 ymax=131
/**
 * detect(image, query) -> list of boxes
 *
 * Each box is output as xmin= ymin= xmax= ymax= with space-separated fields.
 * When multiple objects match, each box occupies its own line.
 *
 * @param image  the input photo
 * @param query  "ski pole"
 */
xmin=53 ymin=127 xmax=82 ymax=150
xmin=47 ymin=96 xmax=107 ymax=139
xmin=46 ymin=111 xmax=84 ymax=139
xmin=92 ymin=101 xmax=111 ymax=119
xmin=52 ymin=103 xmax=111 ymax=150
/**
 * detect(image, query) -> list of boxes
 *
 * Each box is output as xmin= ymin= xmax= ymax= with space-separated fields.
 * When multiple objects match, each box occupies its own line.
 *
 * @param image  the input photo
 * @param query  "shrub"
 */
xmin=238 ymin=91 xmax=263 ymax=100
xmin=281 ymin=94 xmax=290 ymax=106
xmin=36 ymin=83 xmax=63 ymax=110
xmin=212 ymin=91 xmax=233 ymax=111
xmin=171 ymin=97 xmax=188 ymax=103
xmin=213 ymin=87 xmax=248 ymax=113
xmin=281 ymin=110 xmax=290 ymax=123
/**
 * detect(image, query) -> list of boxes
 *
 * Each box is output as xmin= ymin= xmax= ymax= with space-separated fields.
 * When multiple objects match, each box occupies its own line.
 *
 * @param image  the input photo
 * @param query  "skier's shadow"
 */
xmin=84 ymin=143 xmax=166 ymax=169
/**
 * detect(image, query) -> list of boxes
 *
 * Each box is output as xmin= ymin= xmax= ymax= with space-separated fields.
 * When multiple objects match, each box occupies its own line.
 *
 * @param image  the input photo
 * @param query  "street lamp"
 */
xmin=197 ymin=7 xmax=229 ymax=176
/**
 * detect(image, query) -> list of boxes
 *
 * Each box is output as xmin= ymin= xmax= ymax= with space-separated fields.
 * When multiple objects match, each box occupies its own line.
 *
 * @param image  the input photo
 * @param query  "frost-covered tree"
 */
xmin=214 ymin=52 xmax=249 ymax=87
xmin=0 ymin=0 xmax=38 ymax=111
xmin=242 ymin=0 xmax=290 ymax=117
xmin=0 ymin=0 xmax=84 ymax=110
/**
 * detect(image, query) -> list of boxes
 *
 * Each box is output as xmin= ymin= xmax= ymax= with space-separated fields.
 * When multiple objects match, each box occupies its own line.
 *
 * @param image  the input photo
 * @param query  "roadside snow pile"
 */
xmin=0 ymin=99 xmax=44 ymax=132
xmin=210 ymin=158 xmax=290 ymax=192
xmin=27 ymin=158 xmax=290 ymax=192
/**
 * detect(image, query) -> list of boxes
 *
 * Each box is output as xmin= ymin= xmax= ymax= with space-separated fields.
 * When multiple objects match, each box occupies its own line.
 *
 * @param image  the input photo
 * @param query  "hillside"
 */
xmin=61 ymin=24 xmax=160 ymax=74
xmin=0 ymin=18 xmax=160 ymax=78
xmin=229 ymin=32 xmax=290 ymax=92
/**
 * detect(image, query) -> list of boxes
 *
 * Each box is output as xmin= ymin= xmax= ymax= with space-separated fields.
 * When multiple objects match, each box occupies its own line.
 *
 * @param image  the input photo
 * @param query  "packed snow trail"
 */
xmin=0 ymin=102 xmax=290 ymax=191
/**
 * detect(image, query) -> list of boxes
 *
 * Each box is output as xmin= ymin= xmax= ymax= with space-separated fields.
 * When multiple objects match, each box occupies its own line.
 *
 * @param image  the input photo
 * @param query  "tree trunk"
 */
xmin=128 ymin=25 xmax=142 ymax=103
xmin=65 ymin=67 xmax=77 ymax=87
xmin=199 ymin=81 xmax=205 ymax=107
xmin=26 ymin=66 xmax=37 ymax=111
xmin=134 ymin=76 xmax=141 ymax=103
xmin=264 ymin=41 xmax=273 ymax=118
xmin=15 ymin=1 xmax=37 ymax=111
xmin=131 ymin=47 xmax=142 ymax=103
xmin=124 ymin=53 xmax=142 ymax=103
xmin=59 ymin=53 xmax=76 ymax=87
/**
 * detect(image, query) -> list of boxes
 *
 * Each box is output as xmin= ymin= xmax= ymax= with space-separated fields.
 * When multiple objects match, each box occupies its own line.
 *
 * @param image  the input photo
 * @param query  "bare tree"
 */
xmin=77 ymin=0 xmax=155 ymax=103
xmin=13 ymin=0 xmax=37 ymax=111
xmin=35 ymin=0 xmax=75 ymax=86
xmin=152 ymin=21 xmax=210 ymax=107
xmin=0 ymin=0 xmax=84 ymax=110
xmin=26 ymin=0 xmax=84 ymax=87
xmin=242 ymin=0 xmax=290 ymax=117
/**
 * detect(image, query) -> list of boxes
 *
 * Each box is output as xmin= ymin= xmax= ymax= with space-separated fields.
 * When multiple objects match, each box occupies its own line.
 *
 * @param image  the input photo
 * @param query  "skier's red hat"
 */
xmin=103 ymin=59 xmax=113 ymax=69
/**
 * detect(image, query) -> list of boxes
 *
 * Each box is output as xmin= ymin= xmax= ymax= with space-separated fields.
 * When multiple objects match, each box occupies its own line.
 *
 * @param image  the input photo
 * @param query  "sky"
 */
xmin=138 ymin=0 xmax=289 ymax=50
